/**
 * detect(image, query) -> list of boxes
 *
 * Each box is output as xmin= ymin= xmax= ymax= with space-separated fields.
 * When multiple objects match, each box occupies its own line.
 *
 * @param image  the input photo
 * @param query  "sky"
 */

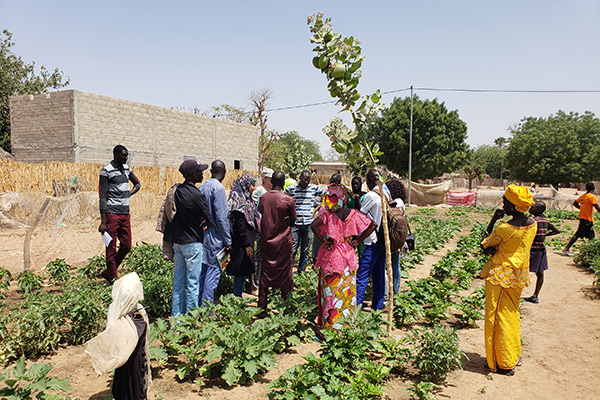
xmin=2 ymin=1 xmax=599 ymax=158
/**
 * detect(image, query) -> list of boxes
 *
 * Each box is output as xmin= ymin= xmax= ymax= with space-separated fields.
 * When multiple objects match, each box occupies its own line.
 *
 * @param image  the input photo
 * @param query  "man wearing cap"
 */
xmin=252 ymin=167 xmax=274 ymax=204
xmin=198 ymin=160 xmax=232 ymax=305
xmin=163 ymin=160 xmax=213 ymax=316
xmin=250 ymin=167 xmax=273 ymax=294
xmin=98 ymin=145 xmax=141 ymax=284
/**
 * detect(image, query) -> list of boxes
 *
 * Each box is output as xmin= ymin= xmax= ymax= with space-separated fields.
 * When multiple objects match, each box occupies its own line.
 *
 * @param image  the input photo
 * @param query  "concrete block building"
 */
xmin=9 ymin=90 xmax=259 ymax=170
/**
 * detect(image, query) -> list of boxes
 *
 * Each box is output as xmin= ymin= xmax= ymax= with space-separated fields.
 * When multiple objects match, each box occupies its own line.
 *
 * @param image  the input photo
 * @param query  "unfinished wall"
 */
xmin=10 ymin=91 xmax=75 ymax=162
xmin=10 ymin=90 xmax=259 ymax=170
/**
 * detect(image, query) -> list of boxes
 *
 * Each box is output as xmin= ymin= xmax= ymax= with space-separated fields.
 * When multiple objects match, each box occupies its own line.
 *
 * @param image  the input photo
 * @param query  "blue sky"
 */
xmin=2 ymin=1 xmax=599 ymax=158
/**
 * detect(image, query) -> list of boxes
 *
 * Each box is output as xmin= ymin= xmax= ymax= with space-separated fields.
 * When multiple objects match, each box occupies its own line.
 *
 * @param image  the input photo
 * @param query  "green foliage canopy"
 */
xmin=366 ymin=96 xmax=469 ymax=180
xmin=264 ymin=131 xmax=323 ymax=172
xmin=0 ymin=30 xmax=69 ymax=152
xmin=505 ymin=110 xmax=600 ymax=184
xmin=471 ymin=144 xmax=507 ymax=179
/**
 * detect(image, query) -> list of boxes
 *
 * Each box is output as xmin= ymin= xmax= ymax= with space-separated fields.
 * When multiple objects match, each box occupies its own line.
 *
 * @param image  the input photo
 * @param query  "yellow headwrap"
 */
xmin=504 ymin=184 xmax=535 ymax=213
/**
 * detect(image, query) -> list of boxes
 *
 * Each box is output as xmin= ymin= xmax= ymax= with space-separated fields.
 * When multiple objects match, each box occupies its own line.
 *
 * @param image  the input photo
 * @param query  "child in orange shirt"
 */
xmin=563 ymin=182 xmax=600 ymax=256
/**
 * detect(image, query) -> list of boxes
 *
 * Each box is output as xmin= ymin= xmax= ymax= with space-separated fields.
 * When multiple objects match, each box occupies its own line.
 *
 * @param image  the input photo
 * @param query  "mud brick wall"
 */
xmin=10 ymin=90 xmax=259 ymax=170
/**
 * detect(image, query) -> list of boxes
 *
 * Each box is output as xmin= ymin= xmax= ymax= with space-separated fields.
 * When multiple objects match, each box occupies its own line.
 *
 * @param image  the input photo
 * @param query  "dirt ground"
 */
xmin=1 ymin=207 xmax=599 ymax=399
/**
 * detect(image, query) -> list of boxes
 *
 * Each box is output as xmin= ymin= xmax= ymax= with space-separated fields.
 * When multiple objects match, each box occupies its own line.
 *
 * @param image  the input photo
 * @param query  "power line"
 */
xmin=414 ymin=87 xmax=600 ymax=93
xmin=214 ymin=86 xmax=600 ymax=118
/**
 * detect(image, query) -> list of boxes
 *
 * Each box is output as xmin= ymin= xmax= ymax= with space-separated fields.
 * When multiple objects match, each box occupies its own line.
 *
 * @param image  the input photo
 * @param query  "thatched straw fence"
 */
xmin=0 ymin=160 xmax=258 ymax=195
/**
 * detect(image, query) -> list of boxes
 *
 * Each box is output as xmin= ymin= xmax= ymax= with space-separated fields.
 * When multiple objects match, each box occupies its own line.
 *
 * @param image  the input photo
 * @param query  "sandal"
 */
xmin=496 ymin=367 xmax=515 ymax=376
xmin=524 ymin=296 xmax=539 ymax=304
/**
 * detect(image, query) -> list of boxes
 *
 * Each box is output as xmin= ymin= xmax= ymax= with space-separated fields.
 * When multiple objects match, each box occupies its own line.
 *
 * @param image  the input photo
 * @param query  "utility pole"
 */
xmin=408 ymin=85 xmax=414 ymax=205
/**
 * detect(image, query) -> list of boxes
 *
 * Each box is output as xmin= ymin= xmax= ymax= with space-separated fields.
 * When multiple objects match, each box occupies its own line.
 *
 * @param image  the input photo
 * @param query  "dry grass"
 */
xmin=0 ymin=161 xmax=261 ymax=228
xmin=0 ymin=160 xmax=259 ymax=195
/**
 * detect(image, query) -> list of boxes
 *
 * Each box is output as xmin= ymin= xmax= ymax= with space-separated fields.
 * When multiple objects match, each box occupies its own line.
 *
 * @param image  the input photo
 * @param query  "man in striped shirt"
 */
xmin=284 ymin=170 xmax=324 ymax=273
xmin=98 ymin=145 xmax=141 ymax=284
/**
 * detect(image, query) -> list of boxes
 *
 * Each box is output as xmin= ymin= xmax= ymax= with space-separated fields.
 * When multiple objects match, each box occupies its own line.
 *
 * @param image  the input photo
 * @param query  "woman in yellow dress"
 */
xmin=480 ymin=184 xmax=536 ymax=375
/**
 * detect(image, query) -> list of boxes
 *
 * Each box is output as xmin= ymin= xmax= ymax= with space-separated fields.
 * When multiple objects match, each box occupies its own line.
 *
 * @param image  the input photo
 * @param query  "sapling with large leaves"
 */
xmin=307 ymin=12 xmax=395 ymax=325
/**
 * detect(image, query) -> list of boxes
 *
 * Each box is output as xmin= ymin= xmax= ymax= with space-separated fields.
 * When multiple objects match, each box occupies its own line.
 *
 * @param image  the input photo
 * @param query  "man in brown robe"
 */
xmin=257 ymin=171 xmax=296 ymax=311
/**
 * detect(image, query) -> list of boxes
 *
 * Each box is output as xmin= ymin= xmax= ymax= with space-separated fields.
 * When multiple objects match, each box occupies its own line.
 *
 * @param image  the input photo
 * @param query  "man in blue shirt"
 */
xmin=284 ymin=170 xmax=324 ymax=273
xmin=198 ymin=160 xmax=232 ymax=305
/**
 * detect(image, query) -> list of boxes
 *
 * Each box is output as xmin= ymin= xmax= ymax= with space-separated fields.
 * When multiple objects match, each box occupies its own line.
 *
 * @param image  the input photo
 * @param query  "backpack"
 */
xmin=377 ymin=202 xmax=408 ymax=253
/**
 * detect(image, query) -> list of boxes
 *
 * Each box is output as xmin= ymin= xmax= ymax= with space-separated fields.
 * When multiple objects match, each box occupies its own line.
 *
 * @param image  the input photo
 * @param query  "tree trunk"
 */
xmin=377 ymin=181 xmax=393 ymax=331
xmin=23 ymin=197 xmax=51 ymax=271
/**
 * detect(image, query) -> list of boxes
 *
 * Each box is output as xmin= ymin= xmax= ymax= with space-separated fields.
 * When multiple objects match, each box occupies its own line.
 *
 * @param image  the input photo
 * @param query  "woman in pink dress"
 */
xmin=310 ymin=183 xmax=376 ymax=330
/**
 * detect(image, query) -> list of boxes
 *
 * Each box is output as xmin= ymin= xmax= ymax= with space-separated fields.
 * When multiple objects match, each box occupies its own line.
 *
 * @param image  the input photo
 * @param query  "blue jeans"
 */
xmin=392 ymin=252 xmax=401 ymax=294
xmin=233 ymin=275 xmax=246 ymax=297
xmin=356 ymin=243 xmax=386 ymax=310
xmin=171 ymin=242 xmax=203 ymax=317
xmin=198 ymin=245 xmax=222 ymax=306
xmin=292 ymin=224 xmax=313 ymax=273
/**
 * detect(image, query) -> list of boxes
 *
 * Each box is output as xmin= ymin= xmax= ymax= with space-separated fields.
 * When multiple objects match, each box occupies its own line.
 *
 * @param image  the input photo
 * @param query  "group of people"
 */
xmin=98 ymin=145 xmax=599 ymax=379
xmin=98 ymin=145 xmax=410 ymax=328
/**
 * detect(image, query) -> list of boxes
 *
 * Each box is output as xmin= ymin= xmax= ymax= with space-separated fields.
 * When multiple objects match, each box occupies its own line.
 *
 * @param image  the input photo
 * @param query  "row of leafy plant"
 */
xmin=399 ymin=208 xmax=471 ymax=278
xmin=150 ymin=269 xmax=318 ymax=387
xmin=267 ymin=310 xmax=464 ymax=400
xmin=0 ymin=243 xmax=176 ymax=366
xmin=393 ymin=221 xmax=487 ymax=328
xmin=574 ymin=238 xmax=600 ymax=286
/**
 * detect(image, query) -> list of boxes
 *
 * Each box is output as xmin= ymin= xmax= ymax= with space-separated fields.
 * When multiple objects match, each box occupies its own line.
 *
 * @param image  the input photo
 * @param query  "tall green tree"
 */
xmin=0 ymin=30 xmax=69 ymax=152
xmin=264 ymin=131 xmax=322 ymax=172
xmin=471 ymin=144 xmax=507 ymax=179
xmin=505 ymin=110 xmax=600 ymax=184
xmin=365 ymin=96 xmax=469 ymax=180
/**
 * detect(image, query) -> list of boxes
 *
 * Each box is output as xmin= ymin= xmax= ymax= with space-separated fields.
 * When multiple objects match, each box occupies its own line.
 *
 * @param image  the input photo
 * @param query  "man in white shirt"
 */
xmin=250 ymin=167 xmax=273 ymax=294
xmin=251 ymin=168 xmax=273 ymax=204
xmin=356 ymin=169 xmax=388 ymax=310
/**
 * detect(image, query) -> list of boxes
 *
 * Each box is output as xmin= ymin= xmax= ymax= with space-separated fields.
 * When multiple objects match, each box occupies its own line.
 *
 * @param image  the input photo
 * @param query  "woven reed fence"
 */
xmin=0 ymin=160 xmax=259 ymax=195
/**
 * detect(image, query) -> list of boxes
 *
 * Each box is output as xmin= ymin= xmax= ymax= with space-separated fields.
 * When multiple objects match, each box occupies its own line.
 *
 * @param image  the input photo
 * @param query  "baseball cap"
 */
xmin=179 ymin=159 xmax=208 ymax=176
xmin=261 ymin=167 xmax=274 ymax=179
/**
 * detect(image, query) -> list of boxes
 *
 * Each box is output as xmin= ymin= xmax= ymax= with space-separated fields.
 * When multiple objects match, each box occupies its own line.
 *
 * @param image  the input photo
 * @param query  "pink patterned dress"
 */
xmin=315 ymin=209 xmax=373 ymax=329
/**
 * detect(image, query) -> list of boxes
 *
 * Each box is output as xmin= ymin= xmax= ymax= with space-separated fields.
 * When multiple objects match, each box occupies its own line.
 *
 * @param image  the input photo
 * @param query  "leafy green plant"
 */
xmin=544 ymin=209 xmax=579 ymax=220
xmin=422 ymin=296 xmax=452 ymax=326
xmin=267 ymin=310 xmax=391 ymax=400
xmin=60 ymin=280 xmax=111 ymax=345
xmin=393 ymin=291 xmax=424 ymax=326
xmin=0 ymin=355 xmax=72 ymax=399
xmin=16 ymin=272 xmax=43 ymax=294
xmin=123 ymin=243 xmax=174 ymax=317
xmin=0 ymin=267 xmax=12 ymax=300
xmin=456 ymin=293 xmax=485 ymax=327
xmin=154 ymin=296 xmax=277 ymax=386
xmin=406 ymin=381 xmax=438 ymax=400
xmin=77 ymin=254 xmax=105 ymax=279
xmin=430 ymin=256 xmax=460 ymax=281
xmin=0 ymin=295 xmax=64 ymax=364
xmin=574 ymin=238 xmax=600 ymax=286
xmin=407 ymin=326 xmax=466 ymax=383
xmin=45 ymin=258 xmax=71 ymax=285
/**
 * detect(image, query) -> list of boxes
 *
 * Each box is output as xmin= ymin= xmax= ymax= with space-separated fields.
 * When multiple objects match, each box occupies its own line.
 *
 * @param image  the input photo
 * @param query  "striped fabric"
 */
xmin=99 ymin=161 xmax=140 ymax=214
xmin=284 ymin=184 xmax=324 ymax=225
xmin=530 ymin=216 xmax=549 ymax=251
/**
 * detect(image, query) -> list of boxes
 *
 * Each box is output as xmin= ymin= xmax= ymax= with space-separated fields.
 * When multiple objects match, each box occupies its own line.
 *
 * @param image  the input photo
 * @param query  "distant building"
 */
xmin=9 ymin=90 xmax=259 ymax=170
xmin=310 ymin=161 xmax=349 ymax=177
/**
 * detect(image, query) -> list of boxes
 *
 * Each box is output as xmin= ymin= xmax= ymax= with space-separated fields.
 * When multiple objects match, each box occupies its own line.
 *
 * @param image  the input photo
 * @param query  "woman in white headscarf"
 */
xmin=85 ymin=272 xmax=150 ymax=399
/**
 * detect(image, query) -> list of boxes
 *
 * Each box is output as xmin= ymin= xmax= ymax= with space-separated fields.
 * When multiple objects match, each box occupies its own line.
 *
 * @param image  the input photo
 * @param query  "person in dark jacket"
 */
xmin=227 ymin=174 xmax=260 ymax=297
xmin=163 ymin=159 xmax=213 ymax=317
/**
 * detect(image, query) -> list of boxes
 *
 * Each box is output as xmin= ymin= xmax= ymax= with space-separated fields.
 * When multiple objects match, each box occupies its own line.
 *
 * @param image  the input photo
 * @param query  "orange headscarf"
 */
xmin=504 ymin=184 xmax=535 ymax=213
